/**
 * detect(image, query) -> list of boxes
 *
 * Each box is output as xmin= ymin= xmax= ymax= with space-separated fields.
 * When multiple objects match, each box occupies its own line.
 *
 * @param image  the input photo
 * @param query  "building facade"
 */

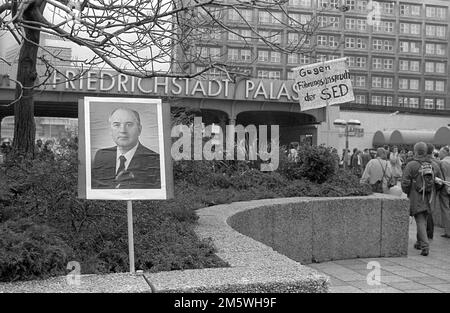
xmin=173 ymin=0 xmax=450 ymax=151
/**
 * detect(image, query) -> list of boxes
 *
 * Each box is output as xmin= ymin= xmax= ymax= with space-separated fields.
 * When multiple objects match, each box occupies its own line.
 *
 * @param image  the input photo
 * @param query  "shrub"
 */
xmin=0 ymin=218 xmax=72 ymax=282
xmin=0 ymin=139 xmax=370 ymax=282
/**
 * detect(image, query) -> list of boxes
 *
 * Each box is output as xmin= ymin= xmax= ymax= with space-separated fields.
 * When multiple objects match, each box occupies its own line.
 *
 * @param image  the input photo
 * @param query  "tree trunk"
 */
xmin=12 ymin=3 xmax=45 ymax=156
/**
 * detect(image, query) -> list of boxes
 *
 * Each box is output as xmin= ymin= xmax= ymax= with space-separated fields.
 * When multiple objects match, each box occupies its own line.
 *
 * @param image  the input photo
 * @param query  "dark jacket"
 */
xmin=401 ymin=156 xmax=443 ymax=216
xmin=92 ymin=143 xmax=160 ymax=189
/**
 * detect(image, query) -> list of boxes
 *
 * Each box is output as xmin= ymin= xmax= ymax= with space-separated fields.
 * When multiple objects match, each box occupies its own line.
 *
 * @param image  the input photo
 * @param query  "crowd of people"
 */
xmin=286 ymin=141 xmax=450 ymax=258
xmin=356 ymin=142 xmax=450 ymax=257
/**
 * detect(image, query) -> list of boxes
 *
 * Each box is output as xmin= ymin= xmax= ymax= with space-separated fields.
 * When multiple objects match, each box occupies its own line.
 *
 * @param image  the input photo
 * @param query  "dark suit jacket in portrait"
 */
xmin=91 ymin=143 xmax=161 ymax=189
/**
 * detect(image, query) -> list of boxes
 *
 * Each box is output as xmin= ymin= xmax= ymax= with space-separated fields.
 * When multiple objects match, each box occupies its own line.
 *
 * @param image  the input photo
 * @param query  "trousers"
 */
xmin=415 ymin=212 xmax=429 ymax=250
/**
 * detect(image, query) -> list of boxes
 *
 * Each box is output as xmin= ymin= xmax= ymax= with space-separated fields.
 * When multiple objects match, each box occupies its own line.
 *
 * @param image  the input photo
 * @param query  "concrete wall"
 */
xmin=228 ymin=195 xmax=410 ymax=264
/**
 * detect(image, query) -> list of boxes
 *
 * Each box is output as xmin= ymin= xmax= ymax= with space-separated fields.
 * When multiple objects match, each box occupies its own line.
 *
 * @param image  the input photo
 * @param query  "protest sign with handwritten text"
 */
xmin=292 ymin=58 xmax=354 ymax=111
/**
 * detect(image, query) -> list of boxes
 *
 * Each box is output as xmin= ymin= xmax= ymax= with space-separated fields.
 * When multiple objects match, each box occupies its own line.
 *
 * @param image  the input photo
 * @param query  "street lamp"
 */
xmin=334 ymin=119 xmax=361 ymax=169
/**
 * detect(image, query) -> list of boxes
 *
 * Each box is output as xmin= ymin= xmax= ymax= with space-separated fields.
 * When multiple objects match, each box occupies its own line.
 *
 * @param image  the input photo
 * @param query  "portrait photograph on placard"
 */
xmin=78 ymin=97 xmax=173 ymax=200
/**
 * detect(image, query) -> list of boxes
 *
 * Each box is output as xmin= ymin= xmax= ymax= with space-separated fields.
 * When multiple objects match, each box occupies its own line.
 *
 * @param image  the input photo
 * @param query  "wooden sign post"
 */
xmin=127 ymin=200 xmax=135 ymax=273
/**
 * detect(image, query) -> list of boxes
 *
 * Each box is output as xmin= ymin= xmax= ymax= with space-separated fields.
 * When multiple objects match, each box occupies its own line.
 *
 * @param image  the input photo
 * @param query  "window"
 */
xmin=400 ymin=4 xmax=421 ymax=16
xmin=258 ymin=50 xmax=269 ymax=62
xmin=241 ymin=49 xmax=251 ymax=61
xmin=373 ymin=58 xmax=382 ymax=69
xmin=436 ymin=99 xmax=445 ymax=110
xmin=257 ymin=70 xmax=268 ymax=79
xmin=384 ymin=59 xmax=393 ymax=70
xmin=410 ymin=42 xmax=420 ymax=53
xmin=399 ymin=60 xmax=409 ymax=71
xmin=229 ymin=9 xmax=252 ymax=22
xmin=357 ymin=19 xmax=366 ymax=31
xmin=435 ymin=63 xmax=446 ymax=73
xmin=436 ymin=44 xmax=446 ymax=55
xmin=356 ymin=76 xmax=366 ymax=87
xmin=424 ymin=99 xmax=434 ymax=109
xmin=409 ymin=98 xmax=419 ymax=108
xmin=382 ymin=2 xmax=394 ymax=15
xmin=289 ymin=0 xmax=312 ymax=7
xmin=345 ymin=0 xmax=356 ymax=10
xmin=316 ymin=15 xmax=339 ymax=28
xmin=345 ymin=37 xmax=356 ymax=49
xmin=356 ymin=0 xmax=367 ymax=11
xmin=425 ymin=62 xmax=435 ymax=73
xmin=426 ymin=25 xmax=436 ymax=37
xmin=329 ymin=36 xmax=338 ymax=48
xmin=287 ymin=71 xmax=295 ymax=80
xmin=411 ymin=5 xmax=421 ymax=16
xmin=426 ymin=43 xmax=435 ymax=55
xmin=373 ymin=39 xmax=383 ymax=50
xmin=299 ymin=55 xmax=310 ymax=64
xmin=288 ymin=53 xmax=298 ymax=64
xmin=210 ymin=47 xmax=221 ymax=60
xmin=436 ymin=26 xmax=446 ymax=38
xmin=356 ymin=38 xmax=367 ymax=49
xmin=328 ymin=54 xmax=340 ymax=60
xmin=228 ymin=48 xmax=239 ymax=61
xmin=425 ymin=80 xmax=434 ymax=91
xmin=385 ymin=21 xmax=394 ymax=33
xmin=372 ymin=77 xmax=382 ymax=88
xmin=436 ymin=81 xmax=445 ymax=92
xmin=259 ymin=11 xmax=270 ymax=24
xmin=426 ymin=6 xmax=447 ymax=19
xmin=384 ymin=40 xmax=394 ymax=51
xmin=355 ymin=95 xmax=367 ymax=104
xmin=287 ymin=33 xmax=299 ymax=45
xmin=268 ymin=71 xmax=281 ymax=79
xmin=410 ymin=24 xmax=421 ymax=35
xmin=271 ymin=52 xmax=281 ymax=63
xmin=399 ymin=78 xmax=409 ymax=90
xmin=400 ymin=23 xmax=409 ymax=34
xmin=426 ymin=6 xmax=436 ymax=18
xmin=383 ymin=77 xmax=393 ymax=89
xmin=410 ymin=61 xmax=420 ymax=72
xmin=345 ymin=18 xmax=356 ymax=30
xmin=318 ymin=35 xmax=328 ymax=47
xmin=384 ymin=96 xmax=393 ymax=106
xmin=426 ymin=43 xmax=446 ymax=55
xmin=356 ymin=57 xmax=366 ymax=68
xmin=329 ymin=16 xmax=340 ymax=28
xmin=426 ymin=25 xmax=447 ymax=38
xmin=400 ymin=60 xmax=420 ymax=72
xmin=436 ymin=7 xmax=447 ymax=19
xmin=372 ymin=96 xmax=382 ymax=106
xmin=401 ymin=41 xmax=420 ymax=54
xmin=346 ymin=56 xmax=367 ymax=68
xmin=400 ymin=41 xmax=409 ymax=52
xmin=316 ymin=54 xmax=327 ymax=62
xmin=228 ymin=31 xmax=239 ymax=41
xmin=410 ymin=79 xmax=419 ymax=90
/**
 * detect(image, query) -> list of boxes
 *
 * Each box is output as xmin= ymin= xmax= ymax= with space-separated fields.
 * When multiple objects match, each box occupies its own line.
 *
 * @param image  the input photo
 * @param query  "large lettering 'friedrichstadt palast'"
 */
xmin=41 ymin=69 xmax=303 ymax=102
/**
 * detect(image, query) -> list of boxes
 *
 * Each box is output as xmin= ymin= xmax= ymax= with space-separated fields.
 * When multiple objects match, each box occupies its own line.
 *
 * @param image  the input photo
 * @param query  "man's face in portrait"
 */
xmin=110 ymin=109 xmax=142 ymax=152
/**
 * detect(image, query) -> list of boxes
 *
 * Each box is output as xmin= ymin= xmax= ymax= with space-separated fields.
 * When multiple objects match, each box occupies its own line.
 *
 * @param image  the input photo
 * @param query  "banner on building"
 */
xmin=292 ymin=57 xmax=354 ymax=111
xmin=78 ymin=97 xmax=174 ymax=200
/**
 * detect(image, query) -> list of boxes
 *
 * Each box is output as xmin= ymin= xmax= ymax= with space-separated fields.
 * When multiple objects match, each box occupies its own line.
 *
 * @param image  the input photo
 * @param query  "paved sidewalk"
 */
xmin=308 ymin=222 xmax=450 ymax=293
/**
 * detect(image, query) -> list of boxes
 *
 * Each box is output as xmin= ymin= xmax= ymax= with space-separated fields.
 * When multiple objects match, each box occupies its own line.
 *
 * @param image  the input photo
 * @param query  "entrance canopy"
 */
xmin=390 ymin=130 xmax=435 ymax=145
xmin=372 ymin=130 xmax=394 ymax=147
xmin=434 ymin=127 xmax=450 ymax=146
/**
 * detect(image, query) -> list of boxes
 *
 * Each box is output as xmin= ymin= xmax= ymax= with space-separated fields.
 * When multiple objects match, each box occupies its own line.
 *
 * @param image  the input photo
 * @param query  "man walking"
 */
xmin=438 ymin=146 xmax=450 ymax=238
xmin=360 ymin=148 xmax=393 ymax=193
xmin=401 ymin=142 xmax=443 ymax=256
xmin=362 ymin=148 xmax=372 ymax=171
